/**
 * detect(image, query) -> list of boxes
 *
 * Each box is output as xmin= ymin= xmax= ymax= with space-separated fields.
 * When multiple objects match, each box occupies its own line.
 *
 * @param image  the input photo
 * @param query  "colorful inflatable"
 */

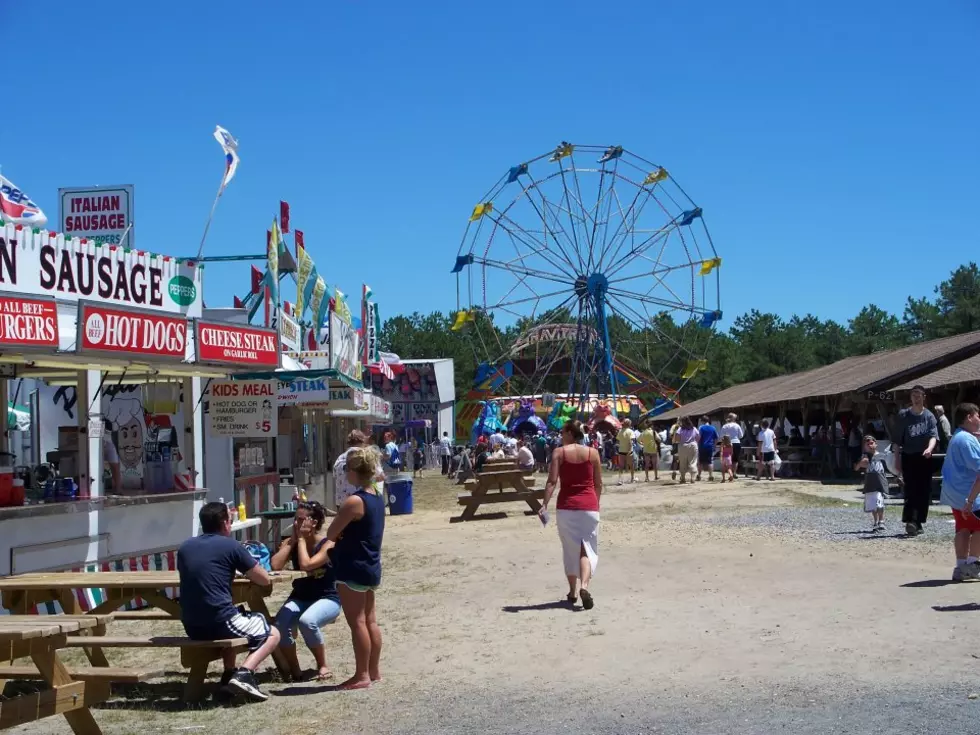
xmin=508 ymin=398 xmax=547 ymax=435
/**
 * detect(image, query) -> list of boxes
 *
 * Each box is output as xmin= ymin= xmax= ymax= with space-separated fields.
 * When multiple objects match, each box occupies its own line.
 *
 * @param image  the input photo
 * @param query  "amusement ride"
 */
xmin=451 ymin=142 xmax=723 ymax=439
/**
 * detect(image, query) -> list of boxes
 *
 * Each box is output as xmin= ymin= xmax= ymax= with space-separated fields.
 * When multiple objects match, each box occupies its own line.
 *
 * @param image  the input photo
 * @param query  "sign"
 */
xmin=287 ymin=350 xmax=330 ymax=370
xmin=364 ymin=301 xmax=378 ymax=365
xmin=865 ymin=389 xmax=895 ymax=402
xmin=279 ymin=310 xmax=301 ymax=352
xmin=0 ymin=294 xmax=59 ymax=348
xmin=77 ymin=302 xmax=187 ymax=359
xmin=87 ymin=419 xmax=104 ymax=440
xmin=368 ymin=393 xmax=392 ymax=421
xmin=59 ymin=185 xmax=134 ymax=248
xmin=207 ymin=380 xmax=278 ymax=437
xmin=276 ymin=378 xmax=365 ymax=410
xmin=329 ymin=311 xmax=362 ymax=382
xmin=0 ymin=224 xmax=202 ymax=317
xmin=196 ymin=321 xmax=280 ymax=368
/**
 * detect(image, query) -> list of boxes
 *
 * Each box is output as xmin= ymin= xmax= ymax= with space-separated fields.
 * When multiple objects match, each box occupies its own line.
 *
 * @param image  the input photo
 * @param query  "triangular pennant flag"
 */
xmin=681 ymin=359 xmax=707 ymax=379
xmin=549 ymin=141 xmax=574 ymax=162
xmin=233 ymin=295 xmax=244 ymax=309
xmin=643 ymin=168 xmax=669 ymax=185
xmin=506 ymin=163 xmax=528 ymax=183
xmin=678 ymin=207 xmax=703 ymax=226
xmin=699 ymin=310 xmax=722 ymax=328
xmin=598 ymin=145 xmax=623 ymax=163
xmin=469 ymin=202 xmax=493 ymax=221
xmin=451 ymin=309 xmax=476 ymax=331
xmin=699 ymin=257 xmax=722 ymax=275
xmin=250 ymin=265 xmax=264 ymax=295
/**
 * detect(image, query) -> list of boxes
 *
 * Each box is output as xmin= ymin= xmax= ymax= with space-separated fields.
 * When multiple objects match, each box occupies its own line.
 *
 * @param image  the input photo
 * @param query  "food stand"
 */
xmin=0 ymin=223 xmax=280 ymax=585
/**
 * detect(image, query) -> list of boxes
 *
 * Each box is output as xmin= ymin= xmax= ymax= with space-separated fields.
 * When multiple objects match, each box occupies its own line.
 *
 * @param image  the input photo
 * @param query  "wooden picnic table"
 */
xmin=0 ymin=616 xmax=109 ymax=734
xmin=0 ymin=571 xmax=291 ymax=676
xmin=453 ymin=467 xmax=544 ymax=522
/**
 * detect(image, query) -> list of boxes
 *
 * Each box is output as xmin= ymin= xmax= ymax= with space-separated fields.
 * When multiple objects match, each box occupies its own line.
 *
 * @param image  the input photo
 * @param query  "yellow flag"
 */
xmin=296 ymin=246 xmax=314 ymax=314
xmin=699 ymin=257 xmax=722 ymax=275
xmin=451 ymin=310 xmax=475 ymax=331
xmin=549 ymin=142 xmax=574 ymax=162
xmin=681 ymin=359 xmax=707 ymax=379
xmin=643 ymin=168 xmax=669 ymax=185
xmin=469 ymin=202 xmax=493 ymax=221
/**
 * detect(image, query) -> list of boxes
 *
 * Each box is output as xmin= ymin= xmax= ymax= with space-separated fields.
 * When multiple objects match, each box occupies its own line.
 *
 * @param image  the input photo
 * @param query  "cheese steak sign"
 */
xmin=0 ymin=295 xmax=59 ymax=348
xmin=77 ymin=302 xmax=187 ymax=358
xmin=0 ymin=224 xmax=202 ymax=317
xmin=196 ymin=321 xmax=280 ymax=368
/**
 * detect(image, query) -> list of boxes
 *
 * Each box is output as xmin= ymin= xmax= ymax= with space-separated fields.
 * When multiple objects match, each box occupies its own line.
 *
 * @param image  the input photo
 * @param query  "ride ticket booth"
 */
xmin=0 ymin=223 xmax=280 ymax=580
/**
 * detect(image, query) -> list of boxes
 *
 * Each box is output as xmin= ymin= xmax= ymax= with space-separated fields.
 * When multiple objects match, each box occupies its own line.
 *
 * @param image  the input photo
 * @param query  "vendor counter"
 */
xmin=0 ymin=490 xmax=207 ymax=577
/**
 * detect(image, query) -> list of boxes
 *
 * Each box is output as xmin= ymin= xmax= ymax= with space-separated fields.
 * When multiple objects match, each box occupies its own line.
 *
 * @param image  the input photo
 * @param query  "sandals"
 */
xmin=566 ymin=592 xmax=577 ymax=606
xmin=580 ymin=589 xmax=594 ymax=610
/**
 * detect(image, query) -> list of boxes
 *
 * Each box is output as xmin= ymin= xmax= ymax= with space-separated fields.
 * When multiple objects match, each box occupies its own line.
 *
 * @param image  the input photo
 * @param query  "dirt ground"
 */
xmin=9 ymin=472 xmax=980 ymax=734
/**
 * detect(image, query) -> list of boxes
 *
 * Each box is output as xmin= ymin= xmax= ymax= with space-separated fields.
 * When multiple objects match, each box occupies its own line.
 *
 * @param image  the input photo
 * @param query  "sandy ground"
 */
xmin=9 ymin=473 xmax=980 ymax=734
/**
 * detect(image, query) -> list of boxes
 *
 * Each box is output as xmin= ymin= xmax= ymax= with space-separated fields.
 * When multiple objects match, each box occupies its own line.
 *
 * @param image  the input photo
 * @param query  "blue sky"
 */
xmin=4 ymin=1 xmax=978 ymax=332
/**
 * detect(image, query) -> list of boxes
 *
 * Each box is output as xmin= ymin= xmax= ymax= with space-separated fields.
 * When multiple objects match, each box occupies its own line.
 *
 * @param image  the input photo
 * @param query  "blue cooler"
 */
xmin=385 ymin=474 xmax=414 ymax=515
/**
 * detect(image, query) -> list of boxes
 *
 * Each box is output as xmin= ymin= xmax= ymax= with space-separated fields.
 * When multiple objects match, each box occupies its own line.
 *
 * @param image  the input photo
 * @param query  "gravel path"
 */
xmin=704 ymin=504 xmax=954 ymax=547
xmin=346 ymin=680 xmax=980 ymax=735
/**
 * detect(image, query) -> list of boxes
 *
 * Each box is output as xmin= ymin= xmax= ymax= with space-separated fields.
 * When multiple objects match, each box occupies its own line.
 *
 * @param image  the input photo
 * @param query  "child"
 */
xmin=756 ymin=420 xmax=777 ymax=481
xmin=855 ymin=435 xmax=887 ymax=533
xmin=720 ymin=435 xmax=735 ymax=483
xmin=940 ymin=403 xmax=980 ymax=582
xmin=413 ymin=443 xmax=425 ymax=478
xmin=326 ymin=446 xmax=385 ymax=689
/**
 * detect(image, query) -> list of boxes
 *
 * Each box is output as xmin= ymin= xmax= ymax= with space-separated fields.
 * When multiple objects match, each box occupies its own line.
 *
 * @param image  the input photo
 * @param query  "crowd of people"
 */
xmin=170 ymin=387 xmax=975 ymax=704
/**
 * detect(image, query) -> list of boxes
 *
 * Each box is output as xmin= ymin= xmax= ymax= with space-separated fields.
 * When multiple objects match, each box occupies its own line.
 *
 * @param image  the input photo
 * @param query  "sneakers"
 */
xmin=954 ymin=562 xmax=980 ymax=583
xmin=223 ymin=668 xmax=268 ymax=702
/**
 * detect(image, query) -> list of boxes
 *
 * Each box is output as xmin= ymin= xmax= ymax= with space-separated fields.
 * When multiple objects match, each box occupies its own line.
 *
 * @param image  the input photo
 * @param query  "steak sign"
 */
xmin=196 ymin=321 xmax=280 ymax=368
xmin=0 ymin=294 xmax=59 ymax=348
xmin=77 ymin=302 xmax=187 ymax=358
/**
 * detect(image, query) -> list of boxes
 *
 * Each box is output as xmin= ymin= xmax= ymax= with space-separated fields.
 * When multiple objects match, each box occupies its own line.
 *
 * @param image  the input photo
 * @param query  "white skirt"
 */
xmin=556 ymin=509 xmax=600 ymax=577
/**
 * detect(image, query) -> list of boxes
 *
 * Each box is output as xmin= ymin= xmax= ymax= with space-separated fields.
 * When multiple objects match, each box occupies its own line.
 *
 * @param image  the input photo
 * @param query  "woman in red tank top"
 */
xmin=540 ymin=419 xmax=603 ymax=610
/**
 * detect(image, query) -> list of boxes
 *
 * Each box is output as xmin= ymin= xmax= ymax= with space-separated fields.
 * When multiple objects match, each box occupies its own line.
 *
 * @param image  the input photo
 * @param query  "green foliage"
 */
xmin=379 ymin=265 xmax=980 ymax=403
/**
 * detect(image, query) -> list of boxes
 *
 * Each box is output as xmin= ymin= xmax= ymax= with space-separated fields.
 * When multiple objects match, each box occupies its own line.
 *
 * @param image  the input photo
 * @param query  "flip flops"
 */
xmin=580 ymin=589 xmax=594 ymax=610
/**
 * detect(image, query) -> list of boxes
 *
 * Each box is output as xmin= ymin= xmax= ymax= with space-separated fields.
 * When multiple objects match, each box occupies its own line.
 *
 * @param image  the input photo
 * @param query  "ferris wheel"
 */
xmin=451 ymin=142 xmax=722 ymax=417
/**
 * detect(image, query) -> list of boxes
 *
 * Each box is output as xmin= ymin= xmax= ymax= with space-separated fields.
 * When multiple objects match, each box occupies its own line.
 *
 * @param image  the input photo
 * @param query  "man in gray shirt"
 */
xmin=894 ymin=385 xmax=939 ymax=536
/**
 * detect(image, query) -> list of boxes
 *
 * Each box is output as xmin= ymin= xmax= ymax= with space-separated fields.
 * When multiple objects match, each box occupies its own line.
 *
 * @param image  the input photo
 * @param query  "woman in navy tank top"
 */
xmin=326 ymin=446 xmax=385 ymax=690
xmin=540 ymin=419 xmax=602 ymax=610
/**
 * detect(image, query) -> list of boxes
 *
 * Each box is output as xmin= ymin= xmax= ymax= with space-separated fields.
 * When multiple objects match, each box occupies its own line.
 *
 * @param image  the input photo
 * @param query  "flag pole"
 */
xmin=195 ymin=176 xmax=225 ymax=261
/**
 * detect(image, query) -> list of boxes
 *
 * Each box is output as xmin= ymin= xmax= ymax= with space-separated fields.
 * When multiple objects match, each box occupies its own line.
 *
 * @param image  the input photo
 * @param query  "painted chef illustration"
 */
xmin=104 ymin=397 xmax=145 ymax=491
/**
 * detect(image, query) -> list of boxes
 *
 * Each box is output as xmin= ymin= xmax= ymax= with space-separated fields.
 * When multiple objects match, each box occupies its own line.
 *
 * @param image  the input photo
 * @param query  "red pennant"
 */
xmin=280 ymin=201 xmax=290 ymax=233
xmin=250 ymin=265 xmax=263 ymax=295
xmin=295 ymin=229 xmax=304 ymax=252
xmin=233 ymin=295 xmax=244 ymax=309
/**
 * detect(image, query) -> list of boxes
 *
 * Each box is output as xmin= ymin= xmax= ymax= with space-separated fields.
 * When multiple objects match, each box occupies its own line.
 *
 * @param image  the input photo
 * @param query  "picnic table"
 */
xmin=0 ymin=615 xmax=155 ymax=734
xmin=0 ymin=571 xmax=292 ymax=685
xmin=453 ymin=465 xmax=544 ymax=522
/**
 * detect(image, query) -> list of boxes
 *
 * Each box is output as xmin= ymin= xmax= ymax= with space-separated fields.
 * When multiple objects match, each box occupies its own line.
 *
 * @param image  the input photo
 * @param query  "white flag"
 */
xmin=213 ymin=125 xmax=240 ymax=189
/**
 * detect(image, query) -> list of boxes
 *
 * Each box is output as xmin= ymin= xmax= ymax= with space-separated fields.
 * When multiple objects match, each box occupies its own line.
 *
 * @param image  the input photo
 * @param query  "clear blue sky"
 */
xmin=4 ymin=1 xmax=978 ymax=330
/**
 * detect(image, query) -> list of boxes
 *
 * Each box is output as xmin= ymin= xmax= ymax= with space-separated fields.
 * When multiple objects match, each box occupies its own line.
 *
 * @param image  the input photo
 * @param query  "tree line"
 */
xmin=379 ymin=264 xmax=980 ymax=405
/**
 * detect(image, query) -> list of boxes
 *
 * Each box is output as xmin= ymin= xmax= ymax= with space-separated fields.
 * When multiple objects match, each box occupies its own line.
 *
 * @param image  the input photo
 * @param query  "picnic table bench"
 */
xmin=0 ymin=615 xmax=160 ymax=734
xmin=0 ymin=571 xmax=293 ymax=696
xmin=453 ymin=467 xmax=544 ymax=522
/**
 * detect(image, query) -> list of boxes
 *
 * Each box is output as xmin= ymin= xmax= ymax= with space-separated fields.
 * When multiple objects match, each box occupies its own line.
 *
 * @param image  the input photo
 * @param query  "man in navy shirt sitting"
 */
xmin=177 ymin=502 xmax=280 ymax=702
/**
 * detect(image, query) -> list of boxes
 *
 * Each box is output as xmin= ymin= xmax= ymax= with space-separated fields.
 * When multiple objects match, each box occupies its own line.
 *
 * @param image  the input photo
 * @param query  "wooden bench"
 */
xmin=109 ymin=610 xmax=174 ymax=622
xmin=0 ymin=665 xmax=163 ymax=684
xmin=61 ymin=636 xmax=249 ymax=702
xmin=453 ymin=468 xmax=544 ymax=522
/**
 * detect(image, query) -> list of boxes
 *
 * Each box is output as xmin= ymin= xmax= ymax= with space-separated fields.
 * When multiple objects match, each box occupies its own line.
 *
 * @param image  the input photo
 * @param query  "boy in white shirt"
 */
xmin=756 ymin=419 xmax=777 ymax=481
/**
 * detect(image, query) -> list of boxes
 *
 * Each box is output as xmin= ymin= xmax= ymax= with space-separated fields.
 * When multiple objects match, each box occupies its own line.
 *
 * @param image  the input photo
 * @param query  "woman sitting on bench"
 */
xmin=271 ymin=501 xmax=341 ymax=682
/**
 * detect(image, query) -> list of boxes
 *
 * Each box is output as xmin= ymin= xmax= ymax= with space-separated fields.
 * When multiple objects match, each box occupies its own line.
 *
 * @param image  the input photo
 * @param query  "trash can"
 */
xmin=385 ymin=474 xmax=414 ymax=516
